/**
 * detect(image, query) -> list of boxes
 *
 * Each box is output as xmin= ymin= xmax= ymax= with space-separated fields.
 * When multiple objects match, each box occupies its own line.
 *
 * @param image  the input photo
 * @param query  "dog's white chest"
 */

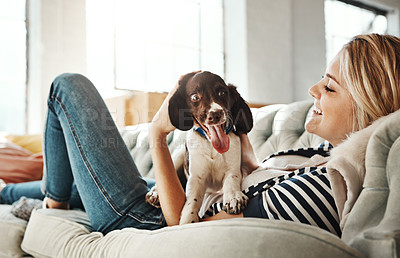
xmin=186 ymin=130 xmax=241 ymax=184
xmin=179 ymin=129 xmax=247 ymax=225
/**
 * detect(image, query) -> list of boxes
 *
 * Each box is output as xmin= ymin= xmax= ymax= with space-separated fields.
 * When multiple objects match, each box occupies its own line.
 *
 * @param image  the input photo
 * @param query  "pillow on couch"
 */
xmin=5 ymin=134 xmax=43 ymax=154
xmin=0 ymin=140 xmax=43 ymax=184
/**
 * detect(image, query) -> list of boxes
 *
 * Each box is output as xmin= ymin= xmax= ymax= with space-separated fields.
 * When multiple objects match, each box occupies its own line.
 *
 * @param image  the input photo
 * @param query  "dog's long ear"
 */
xmin=228 ymin=84 xmax=253 ymax=134
xmin=168 ymin=72 xmax=197 ymax=130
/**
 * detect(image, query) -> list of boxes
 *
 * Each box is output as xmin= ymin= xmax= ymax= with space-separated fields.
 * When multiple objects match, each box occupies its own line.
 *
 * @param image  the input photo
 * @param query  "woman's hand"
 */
xmin=239 ymin=134 xmax=259 ymax=177
xmin=149 ymin=86 xmax=178 ymax=138
xmin=149 ymin=71 xmax=201 ymax=138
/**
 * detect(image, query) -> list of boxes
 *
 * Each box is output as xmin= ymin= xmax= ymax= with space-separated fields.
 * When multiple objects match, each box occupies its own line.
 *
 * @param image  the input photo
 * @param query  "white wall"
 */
xmin=27 ymin=0 xmax=87 ymax=133
xmin=224 ymin=0 xmax=248 ymax=99
xmin=224 ymin=0 xmax=400 ymax=105
xmin=26 ymin=0 xmax=400 ymax=132
xmin=246 ymin=0 xmax=295 ymax=104
xmin=292 ymin=0 xmax=327 ymax=101
xmin=224 ymin=0 xmax=326 ymax=104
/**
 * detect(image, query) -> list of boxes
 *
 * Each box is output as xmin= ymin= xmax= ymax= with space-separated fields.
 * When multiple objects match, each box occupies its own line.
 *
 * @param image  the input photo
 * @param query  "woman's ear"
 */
xmin=168 ymin=72 xmax=197 ymax=130
xmin=228 ymin=84 xmax=253 ymax=134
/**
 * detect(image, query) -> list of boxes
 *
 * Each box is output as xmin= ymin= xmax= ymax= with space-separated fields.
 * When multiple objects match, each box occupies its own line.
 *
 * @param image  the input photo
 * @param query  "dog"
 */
xmin=146 ymin=71 xmax=253 ymax=225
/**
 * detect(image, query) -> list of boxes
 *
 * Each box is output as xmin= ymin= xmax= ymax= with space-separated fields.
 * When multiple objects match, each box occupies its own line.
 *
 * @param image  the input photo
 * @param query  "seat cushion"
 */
xmin=22 ymin=209 xmax=363 ymax=258
xmin=0 ymin=204 xmax=28 ymax=257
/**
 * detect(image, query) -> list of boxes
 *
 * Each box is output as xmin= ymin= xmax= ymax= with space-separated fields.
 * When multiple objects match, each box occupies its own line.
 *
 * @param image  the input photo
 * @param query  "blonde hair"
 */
xmin=340 ymin=34 xmax=400 ymax=131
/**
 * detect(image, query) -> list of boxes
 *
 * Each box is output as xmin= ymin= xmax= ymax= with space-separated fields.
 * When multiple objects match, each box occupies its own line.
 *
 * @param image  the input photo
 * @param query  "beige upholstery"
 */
xmin=0 ymin=204 xmax=27 ymax=257
xmin=22 ymin=208 xmax=362 ymax=258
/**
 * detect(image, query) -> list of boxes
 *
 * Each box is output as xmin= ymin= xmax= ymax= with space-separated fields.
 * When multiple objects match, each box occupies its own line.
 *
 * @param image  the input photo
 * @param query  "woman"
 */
xmin=1 ymin=34 xmax=399 ymax=236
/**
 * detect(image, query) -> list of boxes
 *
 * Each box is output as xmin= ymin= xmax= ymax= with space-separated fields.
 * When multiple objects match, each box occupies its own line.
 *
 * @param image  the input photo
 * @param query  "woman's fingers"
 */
xmin=150 ymin=71 xmax=201 ymax=136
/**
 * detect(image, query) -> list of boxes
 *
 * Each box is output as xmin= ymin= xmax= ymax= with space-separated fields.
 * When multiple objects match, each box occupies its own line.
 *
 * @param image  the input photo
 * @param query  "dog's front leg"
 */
xmin=222 ymin=171 xmax=248 ymax=214
xmin=180 ymin=175 xmax=207 ymax=225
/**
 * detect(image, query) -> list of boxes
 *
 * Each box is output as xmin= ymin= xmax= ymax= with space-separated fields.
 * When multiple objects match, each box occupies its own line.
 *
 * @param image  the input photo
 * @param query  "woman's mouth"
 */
xmin=313 ymin=107 xmax=323 ymax=115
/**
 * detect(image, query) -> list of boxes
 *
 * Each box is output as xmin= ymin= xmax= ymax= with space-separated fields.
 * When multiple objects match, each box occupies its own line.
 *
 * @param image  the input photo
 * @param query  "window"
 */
xmin=86 ymin=0 xmax=224 ymax=96
xmin=325 ymin=0 xmax=388 ymax=64
xmin=0 ymin=0 xmax=27 ymax=134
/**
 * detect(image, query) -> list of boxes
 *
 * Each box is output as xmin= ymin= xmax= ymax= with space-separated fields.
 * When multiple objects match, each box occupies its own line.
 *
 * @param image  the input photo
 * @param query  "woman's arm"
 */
xmin=149 ymin=129 xmax=186 ymax=226
xmin=149 ymin=84 xmax=186 ymax=226
xmin=149 ymin=72 xmax=202 ymax=226
xmin=239 ymin=134 xmax=259 ymax=177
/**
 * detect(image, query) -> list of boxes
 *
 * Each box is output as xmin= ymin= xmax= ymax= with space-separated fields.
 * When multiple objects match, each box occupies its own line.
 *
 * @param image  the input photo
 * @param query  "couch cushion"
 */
xmin=22 ymin=209 xmax=363 ymax=258
xmin=0 ymin=204 xmax=28 ymax=257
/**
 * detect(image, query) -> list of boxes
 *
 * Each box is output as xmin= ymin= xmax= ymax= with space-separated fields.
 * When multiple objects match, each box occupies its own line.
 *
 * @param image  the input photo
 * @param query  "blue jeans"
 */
xmin=1 ymin=74 xmax=165 ymax=234
xmin=1 ymin=181 xmax=85 ymax=209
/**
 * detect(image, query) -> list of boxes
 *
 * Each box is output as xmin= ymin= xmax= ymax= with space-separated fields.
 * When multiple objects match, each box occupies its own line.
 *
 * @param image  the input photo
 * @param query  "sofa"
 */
xmin=1 ymin=100 xmax=399 ymax=257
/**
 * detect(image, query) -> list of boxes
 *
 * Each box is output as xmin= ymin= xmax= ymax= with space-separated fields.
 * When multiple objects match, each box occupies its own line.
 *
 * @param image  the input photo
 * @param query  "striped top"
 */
xmin=203 ymin=142 xmax=341 ymax=236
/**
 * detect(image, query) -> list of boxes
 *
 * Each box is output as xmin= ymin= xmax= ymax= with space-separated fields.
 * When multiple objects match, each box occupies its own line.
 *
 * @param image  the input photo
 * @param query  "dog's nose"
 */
xmin=208 ymin=110 xmax=223 ymax=123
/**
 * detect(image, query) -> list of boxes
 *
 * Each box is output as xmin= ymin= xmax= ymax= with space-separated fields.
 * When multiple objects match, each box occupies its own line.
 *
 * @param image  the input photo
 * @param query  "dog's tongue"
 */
xmin=208 ymin=124 xmax=230 ymax=153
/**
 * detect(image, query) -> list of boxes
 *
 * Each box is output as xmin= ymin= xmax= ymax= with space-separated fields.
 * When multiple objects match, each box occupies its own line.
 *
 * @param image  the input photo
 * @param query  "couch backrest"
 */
xmin=119 ymin=100 xmax=324 ymax=178
xmin=248 ymin=100 xmax=325 ymax=161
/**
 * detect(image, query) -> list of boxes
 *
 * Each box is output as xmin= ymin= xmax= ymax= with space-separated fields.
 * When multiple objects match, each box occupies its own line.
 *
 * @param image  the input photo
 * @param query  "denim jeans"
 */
xmin=1 ymin=181 xmax=84 ymax=209
xmin=1 ymin=74 xmax=165 ymax=234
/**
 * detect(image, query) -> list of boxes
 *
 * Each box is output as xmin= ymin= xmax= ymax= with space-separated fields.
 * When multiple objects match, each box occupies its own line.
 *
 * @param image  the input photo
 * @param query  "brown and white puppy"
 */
xmin=148 ymin=71 xmax=253 ymax=225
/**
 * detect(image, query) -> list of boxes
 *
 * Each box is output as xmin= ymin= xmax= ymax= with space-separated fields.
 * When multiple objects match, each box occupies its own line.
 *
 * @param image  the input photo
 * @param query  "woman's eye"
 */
xmin=191 ymin=94 xmax=200 ymax=102
xmin=324 ymin=85 xmax=335 ymax=92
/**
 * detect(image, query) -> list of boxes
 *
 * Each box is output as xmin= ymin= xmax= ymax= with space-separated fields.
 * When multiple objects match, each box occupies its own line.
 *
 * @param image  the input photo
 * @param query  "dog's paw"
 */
xmin=145 ymin=186 xmax=160 ymax=208
xmin=222 ymin=191 xmax=248 ymax=214
xmin=179 ymin=211 xmax=199 ymax=225
xmin=179 ymin=203 xmax=200 ymax=225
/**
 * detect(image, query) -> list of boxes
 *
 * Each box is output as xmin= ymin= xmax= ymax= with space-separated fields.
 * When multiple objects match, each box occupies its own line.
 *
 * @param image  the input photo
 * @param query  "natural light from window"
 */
xmin=325 ymin=0 xmax=388 ymax=65
xmin=86 ymin=0 xmax=223 ymax=96
xmin=0 ymin=0 xmax=26 ymax=134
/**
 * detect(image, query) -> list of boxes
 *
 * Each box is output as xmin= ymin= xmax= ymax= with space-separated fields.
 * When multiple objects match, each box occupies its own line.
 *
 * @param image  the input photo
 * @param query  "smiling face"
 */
xmin=305 ymin=52 xmax=355 ymax=146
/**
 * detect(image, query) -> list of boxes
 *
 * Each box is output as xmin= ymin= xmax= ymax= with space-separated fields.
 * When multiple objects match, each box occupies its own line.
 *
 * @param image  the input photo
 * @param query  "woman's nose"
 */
xmin=308 ymin=83 xmax=320 ymax=99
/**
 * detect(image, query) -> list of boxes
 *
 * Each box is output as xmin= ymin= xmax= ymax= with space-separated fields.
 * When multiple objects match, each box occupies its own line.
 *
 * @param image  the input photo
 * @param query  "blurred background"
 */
xmin=0 ymin=0 xmax=399 ymax=134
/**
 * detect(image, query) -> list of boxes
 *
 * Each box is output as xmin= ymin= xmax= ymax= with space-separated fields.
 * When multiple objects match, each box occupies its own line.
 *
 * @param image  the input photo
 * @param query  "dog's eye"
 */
xmin=218 ymin=90 xmax=226 ymax=97
xmin=191 ymin=94 xmax=200 ymax=102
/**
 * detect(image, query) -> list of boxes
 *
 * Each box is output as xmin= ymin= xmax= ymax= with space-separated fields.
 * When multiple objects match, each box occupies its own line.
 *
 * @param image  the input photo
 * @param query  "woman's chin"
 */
xmin=306 ymin=112 xmax=324 ymax=132
xmin=305 ymin=119 xmax=319 ymax=134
